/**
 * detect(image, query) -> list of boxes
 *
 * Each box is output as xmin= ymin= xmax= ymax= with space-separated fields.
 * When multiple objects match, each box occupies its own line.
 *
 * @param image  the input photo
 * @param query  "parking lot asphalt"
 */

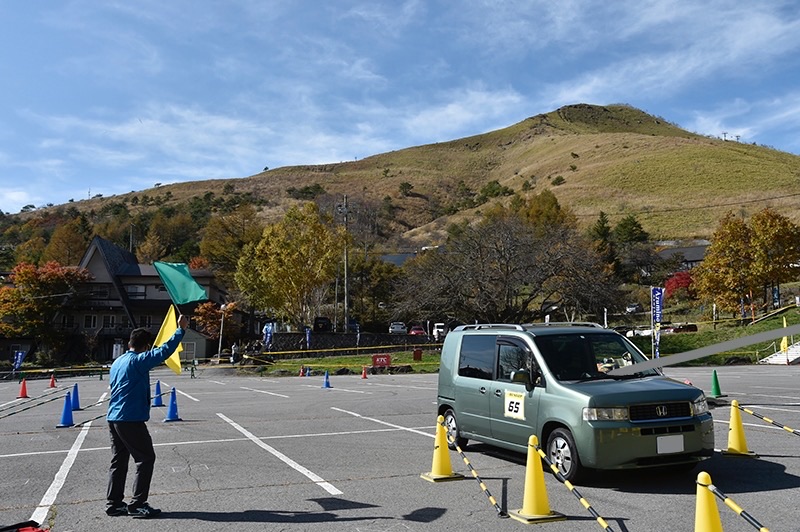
xmin=2 ymin=364 xmax=800 ymax=531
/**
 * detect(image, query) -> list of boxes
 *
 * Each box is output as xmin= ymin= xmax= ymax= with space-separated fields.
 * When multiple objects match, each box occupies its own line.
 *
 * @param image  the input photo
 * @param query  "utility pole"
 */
xmin=337 ymin=195 xmax=350 ymax=332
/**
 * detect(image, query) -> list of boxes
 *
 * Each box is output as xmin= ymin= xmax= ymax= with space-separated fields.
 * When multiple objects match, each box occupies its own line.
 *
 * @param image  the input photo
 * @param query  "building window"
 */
xmin=181 ymin=342 xmax=196 ymax=362
xmin=102 ymin=315 xmax=116 ymax=328
xmin=61 ymin=315 xmax=75 ymax=328
xmin=120 ymin=315 xmax=130 ymax=328
xmin=126 ymin=285 xmax=146 ymax=300
xmin=139 ymin=315 xmax=152 ymax=328
xmin=84 ymin=315 xmax=97 ymax=328
xmin=90 ymin=288 xmax=109 ymax=299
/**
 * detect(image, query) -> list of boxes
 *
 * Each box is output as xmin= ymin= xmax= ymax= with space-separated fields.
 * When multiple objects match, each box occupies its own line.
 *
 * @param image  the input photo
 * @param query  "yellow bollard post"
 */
xmin=694 ymin=471 xmax=723 ymax=532
xmin=420 ymin=415 xmax=464 ymax=482
xmin=722 ymin=400 xmax=757 ymax=457
xmin=509 ymin=435 xmax=566 ymax=524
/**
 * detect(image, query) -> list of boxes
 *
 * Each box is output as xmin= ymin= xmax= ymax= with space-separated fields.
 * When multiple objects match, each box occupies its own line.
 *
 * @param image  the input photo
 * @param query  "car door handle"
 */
xmin=479 ymin=386 xmax=487 ymax=394
xmin=494 ymin=389 xmax=502 ymax=397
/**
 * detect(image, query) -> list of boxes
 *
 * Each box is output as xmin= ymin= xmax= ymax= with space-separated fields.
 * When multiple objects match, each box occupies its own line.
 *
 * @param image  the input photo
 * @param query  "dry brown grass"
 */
xmin=63 ymin=104 xmax=800 ymax=244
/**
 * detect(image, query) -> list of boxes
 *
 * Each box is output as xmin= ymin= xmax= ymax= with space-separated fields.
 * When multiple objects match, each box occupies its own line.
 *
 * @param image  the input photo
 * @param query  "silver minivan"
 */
xmin=437 ymin=323 xmax=714 ymax=482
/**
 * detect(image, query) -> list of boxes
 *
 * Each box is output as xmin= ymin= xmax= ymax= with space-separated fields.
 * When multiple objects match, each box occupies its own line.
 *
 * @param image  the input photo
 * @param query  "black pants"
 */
xmin=107 ymin=421 xmax=156 ymax=508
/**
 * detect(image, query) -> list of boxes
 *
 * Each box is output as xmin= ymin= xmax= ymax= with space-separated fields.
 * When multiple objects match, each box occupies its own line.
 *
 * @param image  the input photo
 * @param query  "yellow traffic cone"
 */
xmin=509 ymin=435 xmax=566 ymax=524
xmin=420 ymin=415 xmax=464 ymax=482
xmin=722 ymin=400 xmax=757 ymax=457
xmin=694 ymin=471 xmax=723 ymax=532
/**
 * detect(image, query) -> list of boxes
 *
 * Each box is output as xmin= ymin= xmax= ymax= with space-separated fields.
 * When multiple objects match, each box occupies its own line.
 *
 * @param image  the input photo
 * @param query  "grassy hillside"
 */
xmin=42 ymin=103 xmax=800 ymax=246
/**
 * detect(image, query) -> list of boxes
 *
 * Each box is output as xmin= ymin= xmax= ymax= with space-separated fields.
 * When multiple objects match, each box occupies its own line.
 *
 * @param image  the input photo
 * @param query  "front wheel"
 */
xmin=443 ymin=409 xmax=468 ymax=450
xmin=546 ymin=428 xmax=583 ymax=482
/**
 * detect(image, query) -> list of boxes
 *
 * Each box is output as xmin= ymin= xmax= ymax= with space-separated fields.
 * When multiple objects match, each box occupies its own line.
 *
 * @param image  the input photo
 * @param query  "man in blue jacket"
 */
xmin=105 ymin=314 xmax=189 ymax=518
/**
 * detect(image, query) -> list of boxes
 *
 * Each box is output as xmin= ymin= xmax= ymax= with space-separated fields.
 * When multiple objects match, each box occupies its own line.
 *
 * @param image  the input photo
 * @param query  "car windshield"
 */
xmin=533 ymin=333 xmax=659 ymax=381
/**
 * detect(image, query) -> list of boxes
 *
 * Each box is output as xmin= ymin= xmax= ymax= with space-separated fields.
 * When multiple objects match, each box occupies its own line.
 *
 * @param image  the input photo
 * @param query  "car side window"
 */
xmin=497 ymin=339 xmax=529 ymax=381
xmin=457 ymin=335 xmax=496 ymax=380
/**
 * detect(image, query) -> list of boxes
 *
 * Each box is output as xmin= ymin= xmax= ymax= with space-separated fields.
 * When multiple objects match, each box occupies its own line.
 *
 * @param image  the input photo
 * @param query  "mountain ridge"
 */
xmin=19 ymin=104 xmax=800 ymax=246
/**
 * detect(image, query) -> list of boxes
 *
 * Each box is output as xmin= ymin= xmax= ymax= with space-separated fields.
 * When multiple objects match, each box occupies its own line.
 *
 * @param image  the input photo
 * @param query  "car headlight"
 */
xmin=582 ymin=407 xmax=629 ymax=421
xmin=692 ymin=395 xmax=709 ymax=416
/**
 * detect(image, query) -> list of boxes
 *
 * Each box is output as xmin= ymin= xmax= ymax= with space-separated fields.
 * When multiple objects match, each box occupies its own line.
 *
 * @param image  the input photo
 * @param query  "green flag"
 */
xmin=153 ymin=261 xmax=208 ymax=306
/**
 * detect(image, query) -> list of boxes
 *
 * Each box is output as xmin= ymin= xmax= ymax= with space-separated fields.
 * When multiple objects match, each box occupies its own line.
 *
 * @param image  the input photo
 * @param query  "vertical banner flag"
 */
xmin=13 ymin=351 xmax=26 ymax=371
xmin=651 ymin=287 xmax=664 ymax=359
xmin=155 ymin=304 xmax=183 ymax=375
xmin=153 ymin=262 xmax=208 ymax=306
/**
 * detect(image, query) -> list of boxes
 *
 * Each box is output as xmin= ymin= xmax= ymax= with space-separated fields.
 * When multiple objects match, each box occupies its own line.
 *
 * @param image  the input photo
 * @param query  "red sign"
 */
xmin=372 ymin=354 xmax=392 ymax=367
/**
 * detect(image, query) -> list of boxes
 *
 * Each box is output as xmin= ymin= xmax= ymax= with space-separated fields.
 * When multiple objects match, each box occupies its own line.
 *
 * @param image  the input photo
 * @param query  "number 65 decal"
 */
xmin=504 ymin=390 xmax=525 ymax=420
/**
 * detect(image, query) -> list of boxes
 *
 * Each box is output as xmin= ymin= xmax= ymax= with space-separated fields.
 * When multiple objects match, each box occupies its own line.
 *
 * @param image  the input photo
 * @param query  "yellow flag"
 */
xmin=780 ymin=316 xmax=789 ymax=354
xmin=155 ymin=304 xmax=183 ymax=375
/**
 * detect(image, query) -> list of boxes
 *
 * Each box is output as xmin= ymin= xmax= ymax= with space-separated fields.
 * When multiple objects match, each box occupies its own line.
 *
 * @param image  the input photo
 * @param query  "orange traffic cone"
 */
xmin=509 ymin=435 xmax=566 ymax=523
xmin=420 ymin=415 xmax=464 ymax=482
xmin=17 ymin=378 xmax=29 ymax=399
xmin=694 ymin=471 xmax=723 ymax=532
xmin=49 ymin=374 xmax=56 ymax=388
xmin=361 ymin=366 xmax=368 ymax=379
xmin=723 ymin=400 xmax=757 ymax=457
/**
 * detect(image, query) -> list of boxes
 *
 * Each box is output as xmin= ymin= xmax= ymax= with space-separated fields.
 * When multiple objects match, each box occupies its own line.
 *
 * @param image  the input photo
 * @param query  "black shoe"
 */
xmin=106 ymin=503 xmax=128 ymax=516
xmin=128 ymin=502 xmax=162 ymax=519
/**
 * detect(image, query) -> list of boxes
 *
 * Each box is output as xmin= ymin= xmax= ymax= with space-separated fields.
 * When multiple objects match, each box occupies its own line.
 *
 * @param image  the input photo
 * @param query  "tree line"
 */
xmin=2 ymin=187 xmax=799 ymax=365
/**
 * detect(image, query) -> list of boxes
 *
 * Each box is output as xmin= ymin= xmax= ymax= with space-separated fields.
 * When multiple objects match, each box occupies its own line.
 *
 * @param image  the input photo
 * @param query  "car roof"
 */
xmin=452 ymin=322 xmax=613 ymax=337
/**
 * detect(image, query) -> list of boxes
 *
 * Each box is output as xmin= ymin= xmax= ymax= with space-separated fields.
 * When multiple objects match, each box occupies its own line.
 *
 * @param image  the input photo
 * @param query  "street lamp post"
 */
xmin=218 ymin=304 xmax=227 ymax=355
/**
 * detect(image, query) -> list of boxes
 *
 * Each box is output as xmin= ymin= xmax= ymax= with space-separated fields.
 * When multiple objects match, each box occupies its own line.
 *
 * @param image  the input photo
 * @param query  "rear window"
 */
xmin=458 ymin=335 xmax=495 ymax=380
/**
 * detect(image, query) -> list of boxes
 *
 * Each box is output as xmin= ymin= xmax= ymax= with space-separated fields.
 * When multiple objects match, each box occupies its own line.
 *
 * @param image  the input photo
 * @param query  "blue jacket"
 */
xmin=107 ymin=328 xmax=185 ymax=422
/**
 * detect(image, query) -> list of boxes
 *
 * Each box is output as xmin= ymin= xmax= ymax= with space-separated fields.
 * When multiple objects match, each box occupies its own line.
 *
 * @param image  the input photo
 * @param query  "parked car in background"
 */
xmin=389 ymin=322 xmax=407 ymax=334
xmin=409 ymin=325 xmax=426 ymax=335
xmin=625 ymin=303 xmax=644 ymax=314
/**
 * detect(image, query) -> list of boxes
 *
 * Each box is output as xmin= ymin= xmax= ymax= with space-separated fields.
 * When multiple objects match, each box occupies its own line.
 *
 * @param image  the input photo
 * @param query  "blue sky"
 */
xmin=2 ymin=1 xmax=799 ymax=214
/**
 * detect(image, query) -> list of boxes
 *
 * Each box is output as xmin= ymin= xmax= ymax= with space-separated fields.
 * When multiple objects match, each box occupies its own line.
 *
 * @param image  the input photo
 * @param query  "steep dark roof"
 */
xmin=92 ymin=237 xmax=141 ymax=276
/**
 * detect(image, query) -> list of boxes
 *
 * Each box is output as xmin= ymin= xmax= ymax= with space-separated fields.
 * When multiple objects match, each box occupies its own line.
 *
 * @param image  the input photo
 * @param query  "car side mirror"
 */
xmin=511 ymin=369 xmax=537 ymax=392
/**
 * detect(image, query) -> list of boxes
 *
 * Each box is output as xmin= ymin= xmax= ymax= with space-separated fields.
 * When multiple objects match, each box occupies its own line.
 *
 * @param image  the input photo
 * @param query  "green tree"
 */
xmin=42 ymin=218 xmax=90 ymax=266
xmin=613 ymin=214 xmax=655 ymax=284
xmin=515 ymin=189 xmax=576 ymax=232
xmin=694 ymin=212 xmax=756 ymax=314
xmin=749 ymin=208 xmax=800 ymax=304
xmin=199 ymin=205 xmax=264 ymax=289
xmin=587 ymin=211 xmax=617 ymax=271
xmin=234 ymin=203 xmax=347 ymax=328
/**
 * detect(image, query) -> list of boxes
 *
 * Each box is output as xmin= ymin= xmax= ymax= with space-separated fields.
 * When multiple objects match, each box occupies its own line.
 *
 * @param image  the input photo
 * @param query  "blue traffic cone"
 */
xmin=322 ymin=370 xmax=332 ymax=389
xmin=152 ymin=380 xmax=164 ymax=407
xmin=57 ymin=392 xmax=74 ymax=428
xmin=164 ymin=387 xmax=182 ymax=422
xmin=71 ymin=383 xmax=82 ymax=411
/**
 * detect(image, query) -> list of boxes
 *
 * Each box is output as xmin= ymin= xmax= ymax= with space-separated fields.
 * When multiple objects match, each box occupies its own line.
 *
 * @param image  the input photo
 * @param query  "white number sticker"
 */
xmin=504 ymin=390 xmax=525 ymax=420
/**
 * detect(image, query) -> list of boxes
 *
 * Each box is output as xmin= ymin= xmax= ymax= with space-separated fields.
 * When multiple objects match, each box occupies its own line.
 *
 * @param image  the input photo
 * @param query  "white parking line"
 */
xmin=29 ymin=393 xmax=101 ymax=524
xmin=240 ymin=386 xmax=289 ymax=398
xmin=301 ymin=385 xmax=370 ymax=394
xmin=217 ymin=413 xmax=342 ymax=495
xmin=331 ymin=407 xmax=434 ymax=438
xmin=366 ymin=382 xmax=436 ymax=391
xmin=160 ymin=383 xmax=199 ymax=402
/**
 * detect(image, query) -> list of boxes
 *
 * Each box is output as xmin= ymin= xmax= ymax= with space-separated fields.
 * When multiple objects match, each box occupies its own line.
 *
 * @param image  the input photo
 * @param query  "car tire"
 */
xmin=546 ymin=427 xmax=583 ymax=482
xmin=443 ymin=409 xmax=467 ymax=450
